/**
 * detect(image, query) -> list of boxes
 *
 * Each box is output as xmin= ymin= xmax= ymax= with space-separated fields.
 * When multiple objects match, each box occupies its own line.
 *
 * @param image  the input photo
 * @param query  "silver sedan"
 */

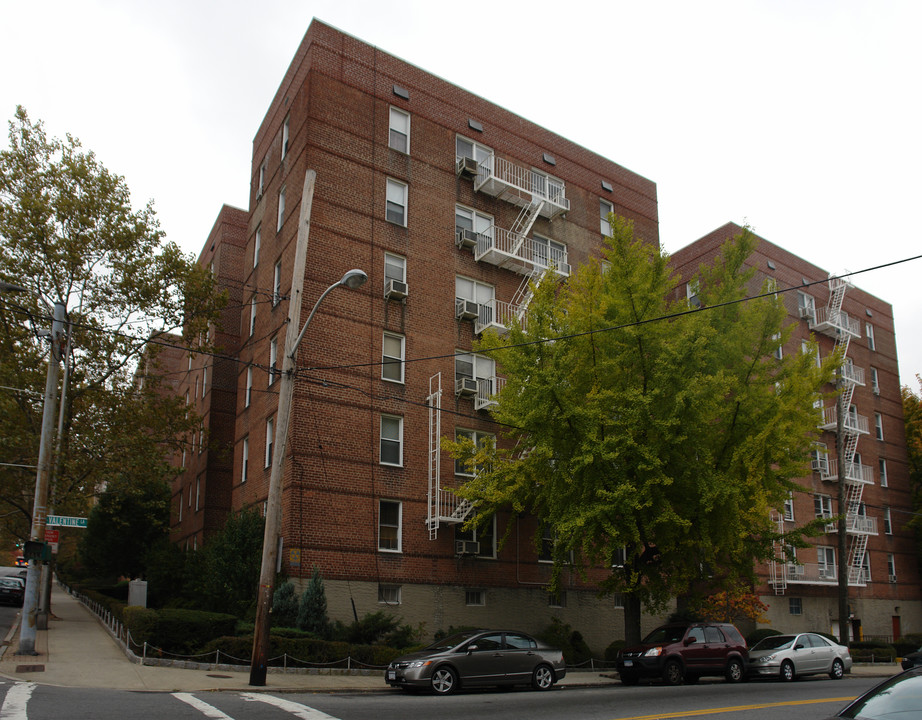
xmin=749 ymin=632 xmax=852 ymax=681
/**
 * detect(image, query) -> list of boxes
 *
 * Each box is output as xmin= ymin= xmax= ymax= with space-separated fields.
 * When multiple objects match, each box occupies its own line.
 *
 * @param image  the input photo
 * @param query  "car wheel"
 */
xmin=663 ymin=660 xmax=684 ymax=686
xmin=780 ymin=660 xmax=795 ymax=682
xmin=619 ymin=672 xmax=640 ymax=686
xmin=430 ymin=666 xmax=459 ymax=695
xmin=829 ymin=658 xmax=844 ymax=680
xmin=725 ymin=658 xmax=744 ymax=683
xmin=532 ymin=664 xmax=555 ymax=691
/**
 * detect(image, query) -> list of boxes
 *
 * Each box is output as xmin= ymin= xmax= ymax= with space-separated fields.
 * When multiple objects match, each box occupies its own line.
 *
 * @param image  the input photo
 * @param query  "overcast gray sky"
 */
xmin=2 ymin=0 xmax=920 ymax=387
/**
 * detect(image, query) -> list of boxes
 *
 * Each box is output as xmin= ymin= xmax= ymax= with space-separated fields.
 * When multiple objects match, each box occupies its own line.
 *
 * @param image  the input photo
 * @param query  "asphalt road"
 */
xmin=0 ymin=674 xmax=881 ymax=720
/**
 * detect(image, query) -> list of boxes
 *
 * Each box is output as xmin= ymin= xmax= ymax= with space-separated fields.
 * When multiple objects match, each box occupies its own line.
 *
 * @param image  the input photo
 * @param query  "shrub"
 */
xmin=297 ymin=567 xmax=329 ymax=637
xmin=537 ymin=618 xmax=592 ymax=665
xmin=272 ymin=581 xmax=300 ymax=629
xmin=605 ymin=639 xmax=625 ymax=662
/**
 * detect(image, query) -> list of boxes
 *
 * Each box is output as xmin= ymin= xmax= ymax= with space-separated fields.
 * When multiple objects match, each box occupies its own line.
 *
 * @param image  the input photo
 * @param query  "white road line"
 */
xmin=240 ymin=692 xmax=342 ymax=720
xmin=171 ymin=692 xmax=236 ymax=719
xmin=0 ymin=682 xmax=35 ymax=720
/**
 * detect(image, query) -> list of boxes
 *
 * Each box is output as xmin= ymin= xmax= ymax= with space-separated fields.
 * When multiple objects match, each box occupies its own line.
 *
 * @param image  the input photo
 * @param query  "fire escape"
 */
xmin=771 ymin=277 xmax=875 ymax=592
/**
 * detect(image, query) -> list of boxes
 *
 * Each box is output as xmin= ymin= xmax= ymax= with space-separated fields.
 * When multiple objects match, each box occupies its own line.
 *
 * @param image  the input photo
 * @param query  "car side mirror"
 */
xmin=684 ymin=637 xmax=696 ymax=646
xmin=794 ymin=644 xmax=804 ymax=650
xmin=467 ymin=644 xmax=478 ymax=654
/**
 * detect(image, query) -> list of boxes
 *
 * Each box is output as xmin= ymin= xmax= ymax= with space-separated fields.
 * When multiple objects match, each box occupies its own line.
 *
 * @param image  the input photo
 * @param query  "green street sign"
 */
xmin=46 ymin=515 xmax=87 ymax=528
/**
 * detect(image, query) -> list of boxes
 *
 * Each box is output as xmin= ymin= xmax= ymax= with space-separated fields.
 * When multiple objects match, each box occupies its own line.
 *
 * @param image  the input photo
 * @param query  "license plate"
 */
xmin=623 ymin=660 xmax=633 ymax=667
xmin=387 ymin=670 xmax=396 ymax=680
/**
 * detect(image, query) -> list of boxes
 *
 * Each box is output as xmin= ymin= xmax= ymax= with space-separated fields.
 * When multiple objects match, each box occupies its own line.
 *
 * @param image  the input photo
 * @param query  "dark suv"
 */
xmin=616 ymin=622 xmax=748 ymax=685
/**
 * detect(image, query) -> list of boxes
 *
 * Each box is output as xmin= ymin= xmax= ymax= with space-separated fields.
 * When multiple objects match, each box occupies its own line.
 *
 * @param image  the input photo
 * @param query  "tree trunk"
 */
xmin=623 ymin=592 xmax=643 ymax=645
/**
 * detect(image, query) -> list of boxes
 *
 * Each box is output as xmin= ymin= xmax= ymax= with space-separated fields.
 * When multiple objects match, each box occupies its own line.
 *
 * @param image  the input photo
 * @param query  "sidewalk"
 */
xmin=0 ymin=584 xmax=623 ymax=692
xmin=0 ymin=584 xmax=900 ymax=692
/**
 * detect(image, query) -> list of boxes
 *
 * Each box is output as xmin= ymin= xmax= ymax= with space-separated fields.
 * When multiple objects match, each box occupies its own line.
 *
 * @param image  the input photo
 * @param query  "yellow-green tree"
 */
xmin=449 ymin=218 xmax=833 ymax=644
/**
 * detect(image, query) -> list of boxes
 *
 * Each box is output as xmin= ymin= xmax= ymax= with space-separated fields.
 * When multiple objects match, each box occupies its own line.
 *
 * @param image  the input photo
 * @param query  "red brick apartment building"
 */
xmin=168 ymin=19 xmax=661 ymax=648
xmin=171 ymin=205 xmax=248 ymax=548
xmin=671 ymin=222 xmax=921 ymax=641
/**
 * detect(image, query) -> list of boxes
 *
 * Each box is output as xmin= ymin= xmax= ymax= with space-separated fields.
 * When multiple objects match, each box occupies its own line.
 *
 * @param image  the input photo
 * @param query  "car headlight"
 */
xmin=756 ymin=654 xmax=777 ymax=663
xmin=407 ymin=660 xmax=432 ymax=669
xmin=643 ymin=647 xmax=663 ymax=658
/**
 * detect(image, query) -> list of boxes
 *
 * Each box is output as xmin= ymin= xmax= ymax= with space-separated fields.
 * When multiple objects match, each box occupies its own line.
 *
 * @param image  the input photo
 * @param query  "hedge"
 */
xmin=202 ymin=634 xmax=408 ymax=668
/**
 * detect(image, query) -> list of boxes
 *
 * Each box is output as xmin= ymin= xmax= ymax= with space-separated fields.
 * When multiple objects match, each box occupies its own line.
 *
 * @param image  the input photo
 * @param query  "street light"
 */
xmin=0 ymin=281 xmax=66 ymax=654
xmin=249 ymin=267 xmax=367 ymax=686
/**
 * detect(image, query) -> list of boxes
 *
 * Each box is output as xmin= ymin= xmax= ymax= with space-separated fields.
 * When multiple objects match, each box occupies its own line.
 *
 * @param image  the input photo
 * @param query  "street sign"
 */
xmin=44 ymin=529 xmax=59 ymax=543
xmin=45 ymin=515 xmax=87 ymax=528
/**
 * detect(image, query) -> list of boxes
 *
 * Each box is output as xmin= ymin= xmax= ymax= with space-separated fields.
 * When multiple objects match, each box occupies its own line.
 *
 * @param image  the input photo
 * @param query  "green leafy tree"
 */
xmin=297 ymin=566 xmax=329 ymax=636
xmin=0 ymin=106 xmax=222 ymax=545
xmin=197 ymin=507 xmax=264 ymax=617
xmin=272 ymin=581 xmax=300 ymax=629
xmin=903 ymin=376 xmax=922 ymax=570
xmin=78 ymin=474 xmax=171 ymax=579
xmin=448 ymin=218 xmax=833 ymax=643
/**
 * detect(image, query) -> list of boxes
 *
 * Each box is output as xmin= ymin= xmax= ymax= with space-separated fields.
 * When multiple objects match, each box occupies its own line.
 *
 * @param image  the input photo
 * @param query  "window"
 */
xmin=188 ymin=484 xmax=193 ymax=508
xmin=195 ymin=476 xmax=201 ymax=511
xmin=686 ymin=279 xmax=701 ymax=308
xmin=193 ymin=376 xmax=198 ymax=400
xmin=265 ymin=416 xmax=274 ymax=467
xmin=258 ymin=161 xmax=266 ymax=197
xmin=178 ymin=492 xmax=182 ymax=522
xmin=269 ymin=337 xmax=279 ymax=385
xmin=797 ymin=291 xmax=816 ymax=319
xmin=456 ymin=136 xmax=492 ymax=164
xmin=384 ymin=252 xmax=406 ymax=287
xmin=818 ymin=546 xmax=836 ymax=579
xmin=378 ymin=500 xmax=402 ymax=552
xmin=202 ymin=366 xmax=207 ymax=397
xmin=253 ymin=226 xmax=261 ymax=268
xmin=465 ymin=589 xmax=485 ymax=606
xmin=277 ymin=186 xmax=286 ymax=232
xmin=814 ymin=494 xmax=833 ymax=519
xmin=884 ymin=507 xmax=892 ymax=534
xmin=548 ymin=590 xmax=567 ymax=608
xmin=382 ymin=332 xmax=405 ymax=383
xmin=380 ymin=415 xmax=403 ymax=466
xmin=455 ymin=513 xmax=496 ymax=558
xmin=783 ymin=493 xmax=795 ymax=522
xmin=802 ymin=339 xmax=821 ymax=367
xmin=879 ymin=458 xmax=888 ymax=487
xmin=388 ymin=107 xmax=409 ymax=153
xmin=875 ymin=413 xmax=884 ymax=440
xmin=455 ymin=352 xmax=495 ymax=395
xmin=539 ymin=525 xmax=573 ymax=564
xmin=870 ymin=366 xmax=880 ymax=394
xmin=245 ymin=367 xmax=253 ymax=407
xmin=281 ymin=115 xmax=290 ymax=159
xmin=249 ymin=296 xmax=257 ymax=336
xmin=454 ymin=429 xmax=494 ymax=476
xmin=888 ymin=554 xmax=896 ymax=581
xmin=378 ymin=584 xmax=401 ymax=605
xmin=860 ymin=551 xmax=871 ymax=583
xmin=273 ymin=261 xmax=282 ymax=306
xmin=241 ymin=437 xmax=249 ymax=483
xmin=455 ymin=205 xmax=493 ymax=241
xmin=600 ymin=199 xmax=613 ymax=235
xmin=455 ymin=276 xmax=494 ymax=323
xmin=531 ymin=234 xmax=568 ymax=273
xmin=866 ymin=322 xmax=875 ymax=350
xmin=789 ymin=597 xmax=802 ymax=615
xmin=772 ymin=333 xmax=783 ymax=360
xmin=612 ymin=546 xmax=627 ymax=568
xmin=385 ymin=178 xmax=407 ymax=226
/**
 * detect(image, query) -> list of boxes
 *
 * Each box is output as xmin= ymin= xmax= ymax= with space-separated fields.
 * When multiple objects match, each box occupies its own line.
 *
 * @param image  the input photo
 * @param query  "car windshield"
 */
xmin=839 ymin=671 xmax=922 ymax=719
xmin=642 ymin=626 xmax=687 ymax=644
xmin=423 ymin=631 xmax=480 ymax=652
xmin=752 ymin=635 xmax=795 ymax=651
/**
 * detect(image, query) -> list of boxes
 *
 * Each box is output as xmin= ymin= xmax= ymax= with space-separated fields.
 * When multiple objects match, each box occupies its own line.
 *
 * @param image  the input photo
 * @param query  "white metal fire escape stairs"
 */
xmin=772 ymin=276 xmax=874 ymax=592
xmin=427 ymin=373 xmax=474 ymax=540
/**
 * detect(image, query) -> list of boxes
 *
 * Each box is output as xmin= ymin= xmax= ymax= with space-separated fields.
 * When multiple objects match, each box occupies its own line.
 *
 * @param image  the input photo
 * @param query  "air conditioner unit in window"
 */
xmin=811 ymin=458 xmax=829 ymax=474
xmin=456 ymin=377 xmax=478 ymax=397
xmin=789 ymin=564 xmax=805 ymax=576
xmin=799 ymin=306 xmax=816 ymax=320
xmin=455 ymin=298 xmax=479 ymax=321
xmin=384 ymin=279 xmax=408 ymax=300
xmin=456 ymin=156 xmax=478 ymax=177
xmin=455 ymin=540 xmax=480 ymax=555
xmin=456 ymin=227 xmax=478 ymax=249
xmin=889 ymin=574 xmax=898 ymax=583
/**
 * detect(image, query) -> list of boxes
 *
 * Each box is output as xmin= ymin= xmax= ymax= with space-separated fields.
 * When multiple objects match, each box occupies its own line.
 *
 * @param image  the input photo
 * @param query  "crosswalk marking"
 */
xmin=240 ymin=692 xmax=341 ymax=720
xmin=171 ymin=692 xmax=236 ymax=719
xmin=0 ymin=682 xmax=35 ymax=720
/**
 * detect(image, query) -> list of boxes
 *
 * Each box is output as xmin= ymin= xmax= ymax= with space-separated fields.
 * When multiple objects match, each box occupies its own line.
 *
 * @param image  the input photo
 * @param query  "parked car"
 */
xmin=616 ymin=622 xmax=748 ymax=685
xmin=748 ymin=632 xmax=851 ymax=681
xmin=824 ymin=666 xmax=922 ymax=719
xmin=900 ymin=646 xmax=922 ymax=670
xmin=385 ymin=630 xmax=566 ymax=694
xmin=0 ymin=577 xmax=24 ymax=606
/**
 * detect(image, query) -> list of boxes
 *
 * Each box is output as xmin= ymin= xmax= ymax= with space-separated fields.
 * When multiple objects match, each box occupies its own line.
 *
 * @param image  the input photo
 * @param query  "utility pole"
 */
xmin=19 ymin=299 xmax=66 ymax=655
xmin=835 ymin=365 xmax=850 ymax=646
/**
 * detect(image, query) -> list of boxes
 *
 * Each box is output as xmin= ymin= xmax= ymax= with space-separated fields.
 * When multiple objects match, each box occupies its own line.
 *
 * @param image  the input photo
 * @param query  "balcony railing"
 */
xmin=473 ymin=156 xmax=569 ymax=220
xmin=839 ymin=363 xmax=865 ymax=386
xmin=823 ymin=459 xmax=874 ymax=484
xmin=808 ymin=306 xmax=861 ymax=339
xmin=474 ymin=227 xmax=570 ymax=277
xmin=826 ymin=514 xmax=879 ymax=535
xmin=475 ymin=299 xmax=526 ymax=336
xmin=819 ymin=406 xmax=870 ymax=434
xmin=780 ymin=562 xmax=838 ymax=584
xmin=475 ymin=376 xmax=505 ymax=412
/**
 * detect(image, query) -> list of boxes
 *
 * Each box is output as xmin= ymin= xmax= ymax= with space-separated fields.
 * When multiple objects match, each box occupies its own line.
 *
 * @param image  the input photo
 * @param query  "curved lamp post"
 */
xmin=249 ymin=268 xmax=366 ymax=686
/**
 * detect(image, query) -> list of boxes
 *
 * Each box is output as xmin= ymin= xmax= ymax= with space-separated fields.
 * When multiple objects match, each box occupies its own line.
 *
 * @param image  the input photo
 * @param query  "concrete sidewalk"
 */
xmin=0 ymin=584 xmax=900 ymax=692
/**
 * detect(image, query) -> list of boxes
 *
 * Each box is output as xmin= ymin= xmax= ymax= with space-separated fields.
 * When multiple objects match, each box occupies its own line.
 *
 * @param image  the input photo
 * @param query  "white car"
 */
xmin=749 ymin=632 xmax=852 ymax=681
